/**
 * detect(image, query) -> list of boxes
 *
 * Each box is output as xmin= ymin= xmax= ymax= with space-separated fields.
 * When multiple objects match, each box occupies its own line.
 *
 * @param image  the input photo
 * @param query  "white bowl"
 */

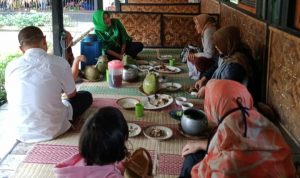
xmin=175 ymin=97 xmax=187 ymax=106
xmin=181 ymin=102 xmax=194 ymax=111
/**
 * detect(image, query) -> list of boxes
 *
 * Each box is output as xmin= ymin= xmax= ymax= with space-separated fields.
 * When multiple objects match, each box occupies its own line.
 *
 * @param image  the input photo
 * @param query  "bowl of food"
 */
xmin=181 ymin=102 xmax=194 ymax=111
xmin=180 ymin=108 xmax=208 ymax=136
xmin=122 ymin=64 xmax=139 ymax=82
xmin=175 ymin=97 xmax=187 ymax=106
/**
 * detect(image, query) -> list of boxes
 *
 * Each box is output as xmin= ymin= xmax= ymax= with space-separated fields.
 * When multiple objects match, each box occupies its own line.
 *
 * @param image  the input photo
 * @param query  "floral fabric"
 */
xmin=191 ymin=79 xmax=295 ymax=178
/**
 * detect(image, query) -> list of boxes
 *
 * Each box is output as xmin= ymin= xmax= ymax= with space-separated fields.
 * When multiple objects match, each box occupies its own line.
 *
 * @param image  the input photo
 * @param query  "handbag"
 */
xmin=124 ymin=148 xmax=153 ymax=178
xmin=180 ymin=44 xmax=202 ymax=63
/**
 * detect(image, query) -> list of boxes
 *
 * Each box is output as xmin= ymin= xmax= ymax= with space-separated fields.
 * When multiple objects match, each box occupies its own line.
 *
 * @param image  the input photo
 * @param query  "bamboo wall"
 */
xmin=267 ymin=27 xmax=300 ymax=144
xmin=200 ymin=0 xmax=220 ymax=14
xmin=112 ymin=13 xmax=199 ymax=47
xmin=201 ymin=0 xmax=300 ymax=145
xmin=121 ymin=4 xmax=200 ymax=14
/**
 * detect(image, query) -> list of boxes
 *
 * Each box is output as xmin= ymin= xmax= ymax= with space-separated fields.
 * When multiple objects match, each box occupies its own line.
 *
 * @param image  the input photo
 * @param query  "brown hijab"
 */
xmin=193 ymin=14 xmax=216 ymax=36
xmin=213 ymin=26 xmax=252 ymax=76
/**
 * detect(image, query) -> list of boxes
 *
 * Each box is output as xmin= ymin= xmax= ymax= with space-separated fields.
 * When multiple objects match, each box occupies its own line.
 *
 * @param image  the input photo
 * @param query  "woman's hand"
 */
xmin=121 ymin=44 xmax=126 ymax=55
xmin=181 ymin=140 xmax=208 ymax=157
xmin=107 ymin=49 xmax=123 ymax=60
xmin=188 ymin=53 xmax=195 ymax=64
xmin=196 ymin=86 xmax=205 ymax=98
xmin=75 ymin=55 xmax=86 ymax=62
xmin=195 ymin=77 xmax=208 ymax=90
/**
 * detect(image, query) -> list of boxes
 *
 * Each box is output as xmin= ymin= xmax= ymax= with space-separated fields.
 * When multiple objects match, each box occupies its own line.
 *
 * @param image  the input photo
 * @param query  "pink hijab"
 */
xmin=191 ymin=79 xmax=295 ymax=178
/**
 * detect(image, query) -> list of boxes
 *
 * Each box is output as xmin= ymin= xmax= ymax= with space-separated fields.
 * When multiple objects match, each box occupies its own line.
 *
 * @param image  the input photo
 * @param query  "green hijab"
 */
xmin=92 ymin=10 xmax=108 ymax=32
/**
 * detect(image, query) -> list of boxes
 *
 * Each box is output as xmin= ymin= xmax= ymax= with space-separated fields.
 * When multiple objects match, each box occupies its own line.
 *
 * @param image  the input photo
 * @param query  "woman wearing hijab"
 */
xmin=92 ymin=10 xmax=144 ymax=60
xmin=187 ymin=14 xmax=217 ymax=80
xmin=194 ymin=26 xmax=253 ymax=98
xmin=180 ymin=79 xmax=296 ymax=178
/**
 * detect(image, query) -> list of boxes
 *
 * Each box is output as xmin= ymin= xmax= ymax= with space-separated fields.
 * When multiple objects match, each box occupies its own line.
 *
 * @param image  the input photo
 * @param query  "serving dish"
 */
xmin=128 ymin=123 xmax=142 ymax=137
xmin=153 ymin=65 xmax=181 ymax=74
xmin=160 ymin=82 xmax=182 ymax=92
xmin=116 ymin=97 xmax=140 ymax=110
xmin=143 ymin=125 xmax=173 ymax=141
xmin=141 ymin=94 xmax=173 ymax=110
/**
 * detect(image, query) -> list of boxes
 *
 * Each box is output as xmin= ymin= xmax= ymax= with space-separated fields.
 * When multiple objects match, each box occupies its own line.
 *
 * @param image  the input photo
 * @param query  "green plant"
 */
xmin=0 ymin=53 xmax=22 ymax=106
xmin=0 ymin=13 xmax=73 ymax=28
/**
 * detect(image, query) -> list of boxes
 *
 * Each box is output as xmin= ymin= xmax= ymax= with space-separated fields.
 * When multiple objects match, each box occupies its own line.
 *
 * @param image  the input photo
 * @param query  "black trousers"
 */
xmin=67 ymin=91 xmax=93 ymax=120
xmin=125 ymin=42 xmax=144 ymax=58
xmin=107 ymin=42 xmax=144 ymax=60
xmin=179 ymin=150 xmax=206 ymax=178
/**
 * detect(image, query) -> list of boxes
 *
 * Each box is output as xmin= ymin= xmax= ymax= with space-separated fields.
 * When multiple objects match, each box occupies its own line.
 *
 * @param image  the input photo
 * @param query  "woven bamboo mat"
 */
xmin=14 ymin=97 xmax=205 ymax=178
xmin=14 ymin=49 xmax=204 ymax=178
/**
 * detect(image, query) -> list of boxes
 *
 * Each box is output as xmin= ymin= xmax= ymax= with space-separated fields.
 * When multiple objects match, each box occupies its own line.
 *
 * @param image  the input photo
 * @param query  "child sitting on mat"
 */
xmin=54 ymin=107 xmax=129 ymax=178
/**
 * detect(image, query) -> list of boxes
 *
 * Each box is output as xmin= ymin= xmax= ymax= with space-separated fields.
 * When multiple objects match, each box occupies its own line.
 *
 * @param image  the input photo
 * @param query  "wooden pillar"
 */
xmin=96 ymin=0 xmax=102 ymax=10
xmin=51 ymin=0 xmax=64 ymax=57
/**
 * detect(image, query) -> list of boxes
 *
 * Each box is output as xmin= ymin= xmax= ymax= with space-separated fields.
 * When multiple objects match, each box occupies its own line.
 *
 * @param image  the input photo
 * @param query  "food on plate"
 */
xmin=149 ymin=128 xmax=165 ymax=137
xmin=148 ymin=94 xmax=171 ymax=107
xmin=129 ymin=125 xmax=138 ymax=135
xmin=154 ymin=65 xmax=176 ymax=73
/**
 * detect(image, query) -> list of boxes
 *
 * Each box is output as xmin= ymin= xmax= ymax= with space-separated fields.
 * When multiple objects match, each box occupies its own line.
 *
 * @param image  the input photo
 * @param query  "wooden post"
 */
xmin=52 ymin=0 xmax=64 ymax=57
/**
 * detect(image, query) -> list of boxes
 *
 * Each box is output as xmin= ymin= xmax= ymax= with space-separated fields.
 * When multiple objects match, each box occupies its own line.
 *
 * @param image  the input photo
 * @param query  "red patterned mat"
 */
xmin=24 ymin=144 xmax=183 ymax=175
xmin=92 ymin=98 xmax=119 ymax=108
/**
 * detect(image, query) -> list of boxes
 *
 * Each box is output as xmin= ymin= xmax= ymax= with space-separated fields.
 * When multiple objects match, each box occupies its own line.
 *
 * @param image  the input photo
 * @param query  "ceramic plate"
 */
xmin=141 ymin=94 xmax=174 ymax=110
xmin=143 ymin=125 xmax=173 ymax=141
xmin=138 ymin=65 xmax=153 ymax=72
xmin=153 ymin=65 xmax=181 ymax=74
xmin=157 ymin=55 xmax=173 ymax=62
xmin=116 ymin=97 xmax=140 ymax=110
xmin=128 ymin=123 xmax=142 ymax=137
xmin=160 ymin=82 xmax=182 ymax=92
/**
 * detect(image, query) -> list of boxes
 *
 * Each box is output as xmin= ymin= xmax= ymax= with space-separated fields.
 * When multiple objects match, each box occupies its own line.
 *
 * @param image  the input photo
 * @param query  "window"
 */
xmin=103 ymin=0 xmax=116 ymax=11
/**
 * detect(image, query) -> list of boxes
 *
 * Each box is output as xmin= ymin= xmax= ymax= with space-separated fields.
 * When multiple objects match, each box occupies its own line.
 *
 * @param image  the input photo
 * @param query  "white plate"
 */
xmin=143 ymin=125 xmax=173 ymax=141
xmin=153 ymin=65 xmax=181 ymax=74
xmin=138 ymin=65 xmax=153 ymax=72
xmin=141 ymin=94 xmax=174 ymax=110
xmin=157 ymin=55 xmax=173 ymax=61
xmin=116 ymin=97 xmax=140 ymax=109
xmin=160 ymin=82 xmax=182 ymax=92
xmin=128 ymin=123 xmax=142 ymax=137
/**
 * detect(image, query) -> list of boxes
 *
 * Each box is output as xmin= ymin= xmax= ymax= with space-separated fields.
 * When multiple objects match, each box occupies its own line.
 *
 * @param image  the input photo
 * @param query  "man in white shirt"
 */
xmin=5 ymin=26 xmax=93 ymax=143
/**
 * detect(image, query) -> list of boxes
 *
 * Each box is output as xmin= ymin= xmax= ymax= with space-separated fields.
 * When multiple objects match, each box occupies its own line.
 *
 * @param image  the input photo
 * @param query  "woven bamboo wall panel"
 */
xmin=267 ymin=27 xmax=300 ymax=145
xmin=128 ymin=0 xmax=188 ymax=3
xmin=112 ymin=13 xmax=161 ymax=46
xmin=219 ymin=4 xmax=266 ymax=61
xmin=121 ymin=4 xmax=200 ymax=14
xmin=163 ymin=15 xmax=200 ymax=47
xmin=201 ymin=0 xmax=220 ymax=14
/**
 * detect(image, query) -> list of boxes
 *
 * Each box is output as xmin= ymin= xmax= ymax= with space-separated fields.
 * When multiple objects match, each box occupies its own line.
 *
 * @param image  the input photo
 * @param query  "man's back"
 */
xmin=5 ymin=48 xmax=76 ymax=143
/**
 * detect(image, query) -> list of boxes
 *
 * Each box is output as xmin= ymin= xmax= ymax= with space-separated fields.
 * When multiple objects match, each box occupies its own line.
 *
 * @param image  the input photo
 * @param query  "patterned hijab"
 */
xmin=212 ymin=26 xmax=240 ymax=56
xmin=92 ymin=10 xmax=108 ymax=32
xmin=191 ymin=79 xmax=296 ymax=178
xmin=213 ymin=26 xmax=252 ymax=77
xmin=193 ymin=14 xmax=216 ymax=36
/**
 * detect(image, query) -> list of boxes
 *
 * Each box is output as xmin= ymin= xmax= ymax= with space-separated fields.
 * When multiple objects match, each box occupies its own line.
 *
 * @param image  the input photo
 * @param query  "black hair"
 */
xmin=18 ymin=26 xmax=44 ymax=46
xmin=79 ymin=106 xmax=129 ymax=166
xmin=104 ymin=11 xmax=110 ymax=17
